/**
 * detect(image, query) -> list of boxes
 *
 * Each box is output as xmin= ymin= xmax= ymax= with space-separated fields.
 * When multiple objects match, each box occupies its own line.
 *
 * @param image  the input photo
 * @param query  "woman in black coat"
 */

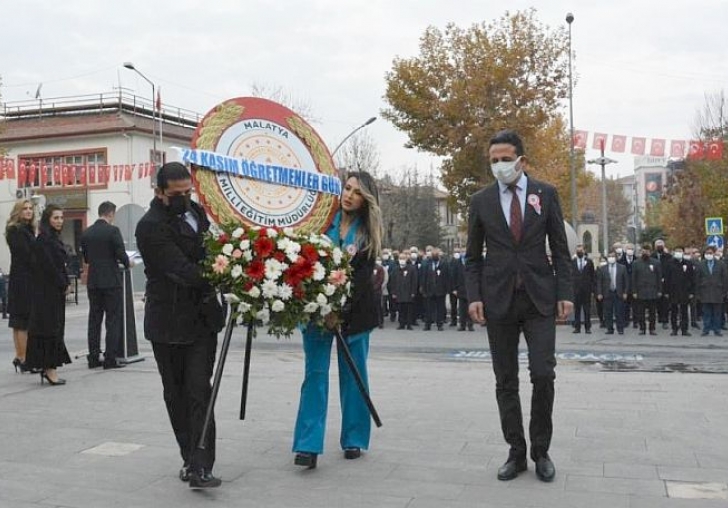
xmin=5 ymin=199 xmax=35 ymax=372
xmin=25 ymin=204 xmax=72 ymax=385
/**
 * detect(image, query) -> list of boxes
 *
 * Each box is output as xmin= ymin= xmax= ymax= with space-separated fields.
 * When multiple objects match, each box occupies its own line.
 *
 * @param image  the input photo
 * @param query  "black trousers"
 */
xmin=670 ymin=302 xmax=689 ymax=332
xmin=603 ymin=291 xmax=625 ymax=332
xmin=152 ymin=336 xmax=218 ymax=472
xmin=573 ymin=292 xmax=591 ymax=331
xmin=657 ymin=295 xmax=670 ymax=323
xmin=636 ymin=299 xmax=657 ymax=331
xmin=425 ymin=295 xmax=446 ymax=326
xmin=486 ymin=290 xmax=556 ymax=460
xmin=397 ymin=302 xmax=414 ymax=327
xmin=87 ymin=287 xmax=123 ymax=362
xmin=449 ymin=293 xmax=458 ymax=325
xmin=457 ymin=297 xmax=472 ymax=329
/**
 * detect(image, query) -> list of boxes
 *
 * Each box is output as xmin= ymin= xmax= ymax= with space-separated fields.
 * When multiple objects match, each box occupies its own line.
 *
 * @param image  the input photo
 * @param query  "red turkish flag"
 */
xmin=592 ymin=133 xmax=608 ymax=150
xmin=650 ymin=139 xmax=665 ymax=157
xmin=89 ymin=166 xmax=97 ymax=184
xmin=79 ymin=166 xmax=87 ymax=185
xmin=688 ymin=140 xmax=705 ymax=160
xmin=573 ymin=130 xmax=588 ymax=150
xmin=631 ymin=137 xmax=646 ymax=155
xmin=61 ymin=165 xmax=69 ymax=186
xmin=611 ymin=135 xmax=627 ymax=153
xmin=53 ymin=165 xmax=61 ymax=184
xmin=124 ymin=165 xmax=133 ymax=181
xmin=18 ymin=163 xmax=27 ymax=186
xmin=5 ymin=159 xmax=15 ymax=179
xmin=670 ymin=140 xmax=686 ymax=158
xmin=28 ymin=164 xmax=37 ymax=185
xmin=40 ymin=165 xmax=48 ymax=187
xmin=706 ymin=140 xmax=724 ymax=160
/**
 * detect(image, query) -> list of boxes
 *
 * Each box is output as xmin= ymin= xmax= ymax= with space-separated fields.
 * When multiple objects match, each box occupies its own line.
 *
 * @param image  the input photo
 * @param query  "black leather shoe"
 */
xmin=638 ymin=330 xmax=646 ymax=335
xmin=344 ymin=448 xmax=361 ymax=460
xmin=294 ymin=452 xmax=317 ymax=469
xmin=670 ymin=331 xmax=678 ymax=336
xmin=682 ymin=331 xmax=691 ymax=336
xmin=497 ymin=457 xmax=527 ymax=481
xmin=535 ymin=455 xmax=556 ymax=482
xmin=649 ymin=330 xmax=657 ymax=336
xmin=103 ymin=360 xmax=127 ymax=370
xmin=179 ymin=465 xmax=191 ymax=482
xmin=188 ymin=469 xmax=221 ymax=489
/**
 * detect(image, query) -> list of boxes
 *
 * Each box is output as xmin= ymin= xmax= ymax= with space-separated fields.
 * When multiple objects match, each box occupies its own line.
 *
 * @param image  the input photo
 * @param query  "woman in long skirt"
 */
xmin=25 ymin=204 xmax=72 ymax=385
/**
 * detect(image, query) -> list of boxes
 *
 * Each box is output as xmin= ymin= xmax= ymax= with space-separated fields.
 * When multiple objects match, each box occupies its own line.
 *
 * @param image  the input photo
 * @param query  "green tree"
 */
xmin=383 ymin=9 xmax=579 ymax=221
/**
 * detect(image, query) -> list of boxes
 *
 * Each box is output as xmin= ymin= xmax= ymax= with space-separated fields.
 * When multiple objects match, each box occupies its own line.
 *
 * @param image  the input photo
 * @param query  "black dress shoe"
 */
xmin=467 ymin=325 xmax=474 ymax=331
xmin=188 ymin=469 xmax=221 ymax=489
xmin=87 ymin=354 xmax=103 ymax=369
xmin=406 ymin=326 xmax=413 ymax=330
xmin=670 ymin=331 xmax=678 ymax=336
xmin=344 ymin=448 xmax=361 ymax=460
xmin=618 ymin=330 xmax=624 ymax=335
xmin=497 ymin=457 xmax=527 ymax=481
xmin=638 ymin=330 xmax=646 ymax=335
xmin=605 ymin=330 xmax=614 ymax=335
xmin=396 ymin=325 xmax=405 ymax=330
xmin=294 ymin=452 xmax=317 ymax=469
xmin=585 ymin=329 xmax=591 ymax=334
xmin=534 ymin=455 xmax=556 ymax=482
xmin=103 ymin=360 xmax=127 ymax=370
xmin=649 ymin=330 xmax=657 ymax=336
xmin=437 ymin=324 xmax=443 ymax=331
xmin=682 ymin=331 xmax=691 ymax=336
xmin=457 ymin=327 xmax=465 ymax=331
xmin=179 ymin=465 xmax=191 ymax=482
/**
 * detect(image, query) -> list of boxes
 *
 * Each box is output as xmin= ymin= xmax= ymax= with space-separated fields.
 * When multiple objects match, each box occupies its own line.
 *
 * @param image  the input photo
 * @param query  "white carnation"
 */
xmin=316 ymin=293 xmax=328 ymax=305
xmin=256 ymin=308 xmax=270 ymax=323
xmin=238 ymin=302 xmax=252 ymax=313
xmin=232 ymin=227 xmax=245 ymax=239
xmin=318 ymin=249 xmax=329 ymax=257
xmin=271 ymin=299 xmax=285 ymax=312
xmin=277 ymin=237 xmax=291 ymax=251
xmin=286 ymin=252 xmax=299 ymax=263
xmin=222 ymin=243 xmax=233 ymax=256
xmin=277 ymin=283 xmax=293 ymax=301
xmin=320 ymin=303 xmax=332 ymax=316
xmin=303 ymin=302 xmax=318 ymax=313
xmin=261 ymin=279 xmax=278 ymax=299
xmin=283 ymin=227 xmax=295 ymax=237
xmin=340 ymin=295 xmax=347 ymax=306
xmin=324 ymin=283 xmax=336 ymax=296
xmin=332 ymin=247 xmax=343 ymax=264
xmin=239 ymin=239 xmax=251 ymax=251
xmin=243 ymin=250 xmax=253 ymax=262
xmin=230 ymin=265 xmax=243 ymax=279
xmin=264 ymin=258 xmax=284 ymax=280
xmin=247 ymin=286 xmax=261 ymax=299
xmin=267 ymin=228 xmax=278 ymax=238
xmin=313 ymin=262 xmax=326 ymax=281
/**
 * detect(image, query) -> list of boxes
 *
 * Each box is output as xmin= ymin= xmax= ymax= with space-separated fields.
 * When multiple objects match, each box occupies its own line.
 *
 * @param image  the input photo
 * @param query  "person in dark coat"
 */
xmin=372 ymin=258 xmax=386 ymax=328
xmin=665 ymin=247 xmax=695 ymax=336
xmin=452 ymin=252 xmax=473 ymax=331
xmin=447 ymin=247 xmax=462 ymax=326
xmin=694 ymin=246 xmax=727 ymax=337
xmin=617 ymin=243 xmax=637 ymax=327
xmin=421 ymin=247 xmax=449 ymax=331
xmin=651 ymin=239 xmax=672 ymax=329
xmin=390 ymin=253 xmax=419 ymax=330
xmin=135 ymin=162 xmax=224 ymax=489
xmin=80 ymin=201 xmax=130 ymax=369
xmin=631 ymin=244 xmax=662 ymax=335
xmin=25 ymin=204 xmax=72 ymax=384
xmin=595 ymin=251 xmax=628 ymax=334
xmin=293 ymin=171 xmax=382 ymax=469
xmin=5 ymin=199 xmax=35 ymax=372
xmin=571 ymin=244 xmax=595 ymax=333
xmin=0 ymin=268 xmax=7 ymax=319
xmin=465 ymin=130 xmax=573 ymax=483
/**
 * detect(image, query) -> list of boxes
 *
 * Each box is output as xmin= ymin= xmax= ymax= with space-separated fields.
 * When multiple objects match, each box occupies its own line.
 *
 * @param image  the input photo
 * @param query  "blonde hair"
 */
xmin=345 ymin=171 xmax=382 ymax=259
xmin=5 ymin=199 xmax=33 ymax=235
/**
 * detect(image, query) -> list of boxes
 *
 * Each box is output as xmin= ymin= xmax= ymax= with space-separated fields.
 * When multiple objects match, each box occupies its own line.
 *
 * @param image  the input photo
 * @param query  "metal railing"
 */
xmin=0 ymin=91 xmax=202 ymax=128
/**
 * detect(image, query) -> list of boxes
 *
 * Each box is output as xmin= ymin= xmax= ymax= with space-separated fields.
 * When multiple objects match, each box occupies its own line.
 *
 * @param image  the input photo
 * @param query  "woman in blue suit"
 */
xmin=293 ymin=171 xmax=382 ymax=469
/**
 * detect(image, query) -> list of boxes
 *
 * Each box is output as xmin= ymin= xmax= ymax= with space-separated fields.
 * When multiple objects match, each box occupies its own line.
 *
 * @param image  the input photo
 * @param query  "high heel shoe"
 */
xmin=40 ymin=372 xmax=66 ymax=386
xmin=293 ymin=452 xmax=318 ymax=469
xmin=12 ymin=358 xmax=22 ymax=373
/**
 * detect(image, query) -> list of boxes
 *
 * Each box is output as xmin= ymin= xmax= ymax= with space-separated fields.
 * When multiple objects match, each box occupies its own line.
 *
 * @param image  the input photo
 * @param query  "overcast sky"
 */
xmin=2 ymin=0 xmax=726 ymax=180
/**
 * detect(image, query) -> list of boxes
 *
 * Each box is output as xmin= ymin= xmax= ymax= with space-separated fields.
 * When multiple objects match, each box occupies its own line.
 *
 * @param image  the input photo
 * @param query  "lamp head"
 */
xmin=566 ymin=12 xmax=574 ymax=24
xmin=123 ymin=62 xmax=135 ymax=70
xmin=365 ymin=116 xmax=377 ymax=126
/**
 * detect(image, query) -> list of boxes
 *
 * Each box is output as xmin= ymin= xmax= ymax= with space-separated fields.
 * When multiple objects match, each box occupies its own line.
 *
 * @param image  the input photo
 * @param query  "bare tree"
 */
xmin=335 ymin=131 xmax=381 ymax=177
xmin=250 ymin=82 xmax=320 ymax=124
xmin=693 ymin=90 xmax=726 ymax=140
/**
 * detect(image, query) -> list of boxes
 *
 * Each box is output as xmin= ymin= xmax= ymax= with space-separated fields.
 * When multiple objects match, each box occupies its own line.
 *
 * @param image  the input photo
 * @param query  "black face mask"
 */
xmin=167 ymin=195 xmax=191 ymax=215
xmin=641 ymin=253 xmax=650 ymax=260
xmin=576 ymin=251 xmax=584 ymax=258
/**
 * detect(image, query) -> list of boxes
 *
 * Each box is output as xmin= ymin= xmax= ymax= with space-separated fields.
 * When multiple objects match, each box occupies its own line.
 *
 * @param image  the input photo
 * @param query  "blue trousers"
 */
xmin=292 ymin=327 xmax=371 ymax=454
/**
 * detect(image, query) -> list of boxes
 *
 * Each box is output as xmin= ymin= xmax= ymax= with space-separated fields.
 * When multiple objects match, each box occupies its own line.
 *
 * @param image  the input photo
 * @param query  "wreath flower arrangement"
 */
xmin=202 ymin=223 xmax=352 ymax=338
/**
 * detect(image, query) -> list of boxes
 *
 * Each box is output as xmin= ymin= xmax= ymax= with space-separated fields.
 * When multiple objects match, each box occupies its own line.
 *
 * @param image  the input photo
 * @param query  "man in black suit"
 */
xmin=136 ymin=162 xmax=224 ymax=489
xmin=80 ymin=201 xmax=130 ymax=369
xmin=665 ymin=247 xmax=695 ymax=336
xmin=595 ymin=251 xmax=628 ymax=334
xmin=571 ymin=244 xmax=595 ymax=334
xmin=651 ymin=239 xmax=672 ymax=329
xmin=422 ymin=247 xmax=449 ymax=331
xmin=631 ymin=244 xmax=662 ymax=335
xmin=466 ymin=130 xmax=573 ymax=483
xmin=618 ymin=243 xmax=637 ymax=327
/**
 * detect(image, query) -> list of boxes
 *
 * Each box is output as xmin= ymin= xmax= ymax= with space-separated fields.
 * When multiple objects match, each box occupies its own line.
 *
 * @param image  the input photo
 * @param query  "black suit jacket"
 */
xmin=80 ymin=219 xmax=129 ymax=289
xmin=572 ymin=256 xmax=595 ymax=297
xmin=595 ymin=262 xmax=628 ymax=297
xmin=465 ymin=176 xmax=573 ymax=319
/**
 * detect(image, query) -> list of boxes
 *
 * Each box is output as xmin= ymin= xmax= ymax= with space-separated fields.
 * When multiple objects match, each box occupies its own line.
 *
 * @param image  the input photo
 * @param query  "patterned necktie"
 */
xmin=508 ymin=185 xmax=523 ymax=243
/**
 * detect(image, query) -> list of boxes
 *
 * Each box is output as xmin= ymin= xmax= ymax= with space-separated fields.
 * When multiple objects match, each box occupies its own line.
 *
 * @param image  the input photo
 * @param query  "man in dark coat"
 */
xmin=571 ymin=244 xmax=595 ymax=333
xmin=664 ymin=247 xmax=695 ymax=336
xmin=447 ymin=247 xmax=462 ymax=327
xmin=80 ymin=201 xmax=130 ymax=369
xmin=390 ymin=253 xmax=419 ymax=330
xmin=617 ymin=243 xmax=637 ymax=327
xmin=651 ymin=239 xmax=672 ymax=329
xmin=466 ymin=130 xmax=573 ymax=483
xmin=694 ymin=246 xmax=727 ymax=336
xmin=135 ymin=162 xmax=224 ymax=489
xmin=422 ymin=247 xmax=449 ymax=331
xmin=452 ymin=252 xmax=473 ymax=331
xmin=0 ymin=268 xmax=7 ymax=319
xmin=595 ymin=251 xmax=628 ymax=334
xmin=631 ymin=244 xmax=662 ymax=335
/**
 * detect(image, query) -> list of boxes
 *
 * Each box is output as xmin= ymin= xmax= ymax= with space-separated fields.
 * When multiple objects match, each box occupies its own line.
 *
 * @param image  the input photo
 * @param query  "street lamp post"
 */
xmin=587 ymin=140 xmax=617 ymax=256
xmin=123 ymin=62 xmax=157 ymax=165
xmin=331 ymin=117 xmax=377 ymax=157
xmin=566 ymin=12 xmax=578 ymax=232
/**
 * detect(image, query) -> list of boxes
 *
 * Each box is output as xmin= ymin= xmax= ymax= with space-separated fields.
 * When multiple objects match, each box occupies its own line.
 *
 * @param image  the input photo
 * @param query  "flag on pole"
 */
xmin=592 ymin=133 xmax=608 ymax=150
xmin=650 ymin=139 xmax=665 ymax=157
xmin=631 ymin=137 xmax=646 ymax=155
xmin=670 ymin=140 xmax=686 ymax=158
xmin=611 ymin=135 xmax=627 ymax=153
xmin=573 ymin=130 xmax=588 ymax=150
xmin=688 ymin=140 xmax=705 ymax=160
xmin=706 ymin=140 xmax=724 ymax=160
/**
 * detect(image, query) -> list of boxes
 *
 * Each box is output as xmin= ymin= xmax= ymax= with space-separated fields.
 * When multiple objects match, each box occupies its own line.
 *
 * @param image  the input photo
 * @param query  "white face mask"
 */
xmin=410 ymin=253 xmax=418 ymax=260
xmin=607 ymin=257 xmax=616 ymax=264
xmin=491 ymin=157 xmax=522 ymax=184
xmin=599 ymin=261 xmax=607 ymax=267
xmin=399 ymin=260 xmax=407 ymax=267
xmin=453 ymin=253 xmax=461 ymax=260
xmin=626 ymin=249 xmax=634 ymax=256
xmin=674 ymin=252 xmax=683 ymax=260
xmin=705 ymin=254 xmax=714 ymax=261
xmin=375 ymin=260 xmax=382 ymax=266
xmin=615 ymin=248 xmax=623 ymax=255
xmin=382 ymin=254 xmax=390 ymax=260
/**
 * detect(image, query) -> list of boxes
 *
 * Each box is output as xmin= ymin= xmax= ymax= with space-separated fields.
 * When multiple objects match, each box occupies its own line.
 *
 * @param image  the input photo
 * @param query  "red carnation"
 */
xmin=254 ymin=236 xmax=275 ymax=258
xmin=243 ymin=281 xmax=254 ymax=292
xmin=293 ymin=257 xmax=314 ymax=279
xmin=301 ymin=243 xmax=319 ymax=263
xmin=292 ymin=284 xmax=305 ymax=299
xmin=245 ymin=259 xmax=265 ymax=281
xmin=218 ymin=233 xmax=229 ymax=245
xmin=273 ymin=250 xmax=287 ymax=262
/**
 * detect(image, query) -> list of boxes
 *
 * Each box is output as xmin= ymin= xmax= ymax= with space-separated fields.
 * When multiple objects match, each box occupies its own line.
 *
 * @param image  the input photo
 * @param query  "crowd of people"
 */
xmin=571 ymin=240 xmax=728 ymax=337
xmin=372 ymin=245 xmax=477 ymax=332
